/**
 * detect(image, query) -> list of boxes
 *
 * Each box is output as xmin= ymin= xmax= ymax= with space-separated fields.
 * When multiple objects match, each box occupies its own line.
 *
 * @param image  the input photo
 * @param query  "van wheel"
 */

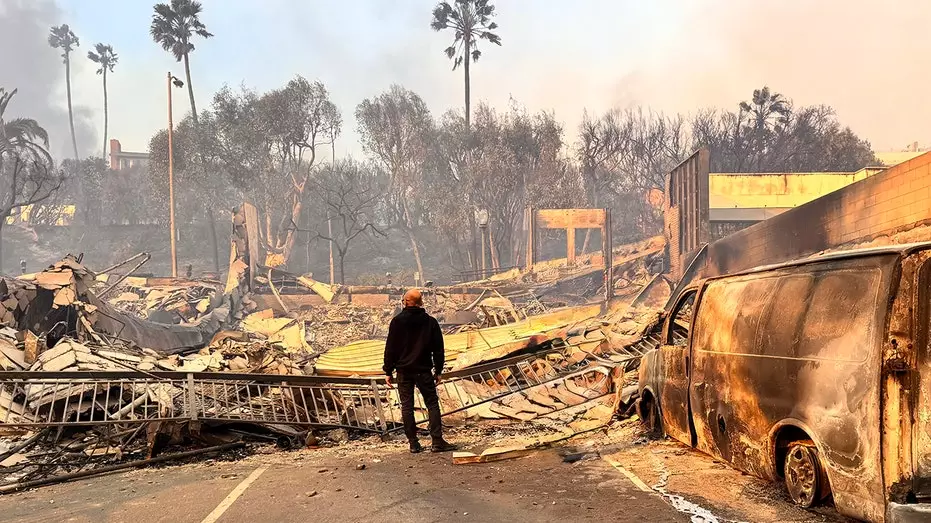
xmin=640 ymin=395 xmax=663 ymax=438
xmin=784 ymin=441 xmax=824 ymax=508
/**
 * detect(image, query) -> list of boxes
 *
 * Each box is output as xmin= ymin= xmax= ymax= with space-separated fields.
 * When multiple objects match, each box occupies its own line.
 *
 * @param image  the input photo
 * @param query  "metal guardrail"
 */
xmin=0 ymin=371 xmax=390 ymax=433
xmin=0 ymin=337 xmax=629 ymax=435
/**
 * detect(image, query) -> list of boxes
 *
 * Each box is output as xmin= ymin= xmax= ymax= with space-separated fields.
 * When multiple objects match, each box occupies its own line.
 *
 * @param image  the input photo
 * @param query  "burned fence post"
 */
xmin=370 ymin=378 xmax=389 ymax=435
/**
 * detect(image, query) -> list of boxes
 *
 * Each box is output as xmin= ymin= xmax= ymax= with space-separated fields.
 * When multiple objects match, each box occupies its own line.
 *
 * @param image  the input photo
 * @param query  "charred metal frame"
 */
xmin=0 ymin=335 xmax=646 ymax=435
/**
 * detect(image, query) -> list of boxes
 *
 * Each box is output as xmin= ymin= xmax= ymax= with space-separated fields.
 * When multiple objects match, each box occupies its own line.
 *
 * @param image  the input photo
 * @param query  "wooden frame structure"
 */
xmin=525 ymin=208 xmax=613 ymax=299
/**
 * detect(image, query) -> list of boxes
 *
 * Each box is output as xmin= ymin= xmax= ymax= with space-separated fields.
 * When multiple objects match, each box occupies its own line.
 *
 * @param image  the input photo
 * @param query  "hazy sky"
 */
xmin=2 ymin=0 xmax=929 ymax=161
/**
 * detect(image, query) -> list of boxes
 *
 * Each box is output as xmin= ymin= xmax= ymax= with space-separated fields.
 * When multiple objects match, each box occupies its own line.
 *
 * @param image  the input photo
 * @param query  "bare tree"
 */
xmin=191 ymin=78 xmax=340 ymax=268
xmin=259 ymin=77 xmax=341 ymax=265
xmin=427 ymin=102 xmax=578 ymax=269
xmin=308 ymin=159 xmax=386 ymax=284
xmin=691 ymin=87 xmax=876 ymax=172
xmin=355 ymin=85 xmax=434 ymax=278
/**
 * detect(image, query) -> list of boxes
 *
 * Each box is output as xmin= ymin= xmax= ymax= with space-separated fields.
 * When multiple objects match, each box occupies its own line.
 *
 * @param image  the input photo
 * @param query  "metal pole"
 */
xmin=480 ymin=225 xmax=488 ymax=279
xmin=328 ymin=215 xmax=335 ymax=285
xmin=167 ymin=72 xmax=178 ymax=278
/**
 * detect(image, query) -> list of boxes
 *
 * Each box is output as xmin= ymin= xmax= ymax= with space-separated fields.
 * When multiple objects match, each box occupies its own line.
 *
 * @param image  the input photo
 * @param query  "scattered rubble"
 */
xmin=0 ymin=202 xmax=669 ymax=493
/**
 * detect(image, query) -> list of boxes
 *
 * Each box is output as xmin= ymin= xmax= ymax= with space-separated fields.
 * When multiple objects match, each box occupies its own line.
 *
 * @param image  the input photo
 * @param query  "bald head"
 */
xmin=402 ymin=289 xmax=423 ymax=307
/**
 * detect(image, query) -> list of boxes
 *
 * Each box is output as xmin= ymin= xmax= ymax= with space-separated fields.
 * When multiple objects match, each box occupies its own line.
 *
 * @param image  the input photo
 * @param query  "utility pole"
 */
xmin=167 ymin=72 xmax=179 ymax=278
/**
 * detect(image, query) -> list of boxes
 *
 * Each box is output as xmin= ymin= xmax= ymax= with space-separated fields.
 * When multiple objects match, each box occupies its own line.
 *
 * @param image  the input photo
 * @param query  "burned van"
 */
xmin=638 ymin=242 xmax=931 ymax=522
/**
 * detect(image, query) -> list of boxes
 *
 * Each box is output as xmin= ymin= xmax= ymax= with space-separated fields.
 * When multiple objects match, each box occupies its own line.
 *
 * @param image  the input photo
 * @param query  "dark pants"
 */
xmin=397 ymin=371 xmax=443 ymax=444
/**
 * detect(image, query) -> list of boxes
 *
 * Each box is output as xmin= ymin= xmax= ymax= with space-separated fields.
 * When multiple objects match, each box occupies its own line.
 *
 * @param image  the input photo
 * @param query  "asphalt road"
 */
xmin=0 ymin=419 xmax=855 ymax=523
xmin=0 ymin=445 xmax=686 ymax=523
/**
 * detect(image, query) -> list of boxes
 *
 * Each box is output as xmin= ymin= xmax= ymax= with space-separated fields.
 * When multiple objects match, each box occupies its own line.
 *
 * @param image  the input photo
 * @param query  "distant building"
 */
xmin=874 ymin=141 xmax=928 ymax=167
xmin=708 ymin=168 xmax=885 ymax=239
xmin=109 ymin=139 xmax=149 ymax=171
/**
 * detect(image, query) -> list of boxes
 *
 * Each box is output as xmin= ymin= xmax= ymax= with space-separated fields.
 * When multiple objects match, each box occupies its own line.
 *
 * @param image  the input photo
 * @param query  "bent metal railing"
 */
xmin=0 ymin=336 xmax=649 ymax=435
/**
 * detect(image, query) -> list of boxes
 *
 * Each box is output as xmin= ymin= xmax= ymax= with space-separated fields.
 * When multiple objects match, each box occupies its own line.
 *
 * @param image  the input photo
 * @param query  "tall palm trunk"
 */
xmin=181 ymin=52 xmax=218 ymax=272
xmin=101 ymin=69 xmax=108 ymax=159
xmin=183 ymin=53 xmax=198 ymax=126
xmin=0 ymin=222 xmax=5 ymax=274
xmin=464 ymin=37 xmax=471 ymax=129
xmin=65 ymin=55 xmax=79 ymax=159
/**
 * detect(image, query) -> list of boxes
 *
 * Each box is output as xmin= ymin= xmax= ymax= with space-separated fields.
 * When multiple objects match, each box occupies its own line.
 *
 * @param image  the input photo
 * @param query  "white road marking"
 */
xmin=603 ymin=456 xmax=654 ymax=493
xmin=200 ymin=466 xmax=269 ymax=523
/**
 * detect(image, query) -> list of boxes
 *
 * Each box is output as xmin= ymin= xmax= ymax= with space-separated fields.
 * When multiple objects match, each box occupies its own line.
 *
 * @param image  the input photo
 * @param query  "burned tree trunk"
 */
xmin=207 ymin=208 xmax=220 ymax=273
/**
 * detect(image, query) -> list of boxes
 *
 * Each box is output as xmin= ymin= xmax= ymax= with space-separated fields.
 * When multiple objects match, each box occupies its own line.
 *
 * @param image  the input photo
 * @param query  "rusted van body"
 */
xmin=638 ymin=243 xmax=931 ymax=522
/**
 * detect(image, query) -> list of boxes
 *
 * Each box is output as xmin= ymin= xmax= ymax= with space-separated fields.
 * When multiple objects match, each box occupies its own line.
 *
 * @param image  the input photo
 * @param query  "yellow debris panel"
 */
xmin=242 ymin=316 xmax=295 ymax=338
xmin=269 ymin=322 xmax=310 ymax=353
xmin=296 ymin=275 xmax=335 ymax=303
xmin=314 ymin=303 xmax=602 ymax=376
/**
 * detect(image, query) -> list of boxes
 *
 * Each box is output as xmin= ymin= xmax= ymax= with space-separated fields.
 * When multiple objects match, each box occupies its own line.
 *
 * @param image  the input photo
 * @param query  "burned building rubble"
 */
xmin=3 ymin=142 xmax=927 ymax=521
xmin=0 ymin=203 xmax=670 ymax=492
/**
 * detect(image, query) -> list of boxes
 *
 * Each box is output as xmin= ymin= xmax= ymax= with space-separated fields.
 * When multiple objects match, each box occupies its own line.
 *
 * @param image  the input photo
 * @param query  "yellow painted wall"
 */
xmin=4 ymin=204 xmax=75 ymax=226
xmin=709 ymin=168 xmax=883 ymax=209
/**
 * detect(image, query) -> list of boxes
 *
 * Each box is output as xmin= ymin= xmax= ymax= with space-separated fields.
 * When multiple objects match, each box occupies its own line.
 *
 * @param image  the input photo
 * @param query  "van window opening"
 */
xmin=669 ymin=291 xmax=696 ymax=346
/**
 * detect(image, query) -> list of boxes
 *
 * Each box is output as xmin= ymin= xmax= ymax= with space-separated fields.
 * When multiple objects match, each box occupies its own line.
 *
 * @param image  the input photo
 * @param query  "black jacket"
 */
xmin=383 ymin=306 xmax=444 ymax=377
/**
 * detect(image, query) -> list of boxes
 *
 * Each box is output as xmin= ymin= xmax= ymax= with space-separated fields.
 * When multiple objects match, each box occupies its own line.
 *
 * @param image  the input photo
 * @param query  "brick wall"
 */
xmin=701 ymin=152 xmax=931 ymax=277
xmin=664 ymin=149 xmax=710 ymax=280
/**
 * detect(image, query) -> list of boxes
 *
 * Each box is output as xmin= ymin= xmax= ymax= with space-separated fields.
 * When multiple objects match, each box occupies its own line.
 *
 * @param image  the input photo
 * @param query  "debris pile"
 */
xmin=0 ymin=202 xmax=672 ymax=490
xmin=293 ymin=304 xmax=396 ymax=353
xmin=104 ymin=277 xmax=223 ymax=325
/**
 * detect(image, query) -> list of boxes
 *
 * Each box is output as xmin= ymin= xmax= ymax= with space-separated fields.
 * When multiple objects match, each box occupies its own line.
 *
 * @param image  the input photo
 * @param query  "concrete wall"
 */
xmin=702 ymin=151 xmax=931 ymax=277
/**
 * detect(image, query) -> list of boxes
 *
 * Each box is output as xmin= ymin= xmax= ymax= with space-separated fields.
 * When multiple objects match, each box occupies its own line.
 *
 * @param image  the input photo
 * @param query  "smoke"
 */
xmin=0 ymin=0 xmax=97 ymax=161
xmin=610 ymin=0 xmax=931 ymax=151
xmin=466 ymin=0 xmax=931 ymax=153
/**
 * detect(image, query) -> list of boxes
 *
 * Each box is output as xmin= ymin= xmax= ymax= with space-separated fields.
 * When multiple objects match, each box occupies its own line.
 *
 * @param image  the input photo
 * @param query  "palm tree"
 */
xmin=1 ymin=87 xmax=55 ymax=273
xmin=739 ymin=86 xmax=790 ymax=132
xmin=0 ymin=88 xmax=51 ymax=163
xmin=87 ymin=44 xmax=118 ymax=159
xmin=738 ymin=87 xmax=791 ymax=169
xmin=431 ymin=0 xmax=501 ymax=129
xmin=150 ymin=0 xmax=213 ymax=127
xmin=48 ymin=24 xmax=80 ymax=159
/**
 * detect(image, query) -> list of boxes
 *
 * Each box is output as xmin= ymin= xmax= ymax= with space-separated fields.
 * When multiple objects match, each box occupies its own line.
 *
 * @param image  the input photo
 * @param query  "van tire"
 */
xmin=640 ymin=394 xmax=663 ymax=438
xmin=784 ymin=441 xmax=825 ymax=508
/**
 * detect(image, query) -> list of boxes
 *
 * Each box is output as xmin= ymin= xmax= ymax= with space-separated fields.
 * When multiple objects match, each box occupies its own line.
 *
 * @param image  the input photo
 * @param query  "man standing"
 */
xmin=383 ymin=289 xmax=456 ymax=453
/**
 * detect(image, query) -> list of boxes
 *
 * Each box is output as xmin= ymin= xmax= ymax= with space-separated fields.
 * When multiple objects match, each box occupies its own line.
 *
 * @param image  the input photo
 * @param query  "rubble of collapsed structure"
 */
xmin=0 ymin=203 xmax=671 ymax=491
xmin=4 ymin=147 xmax=926 ymax=509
